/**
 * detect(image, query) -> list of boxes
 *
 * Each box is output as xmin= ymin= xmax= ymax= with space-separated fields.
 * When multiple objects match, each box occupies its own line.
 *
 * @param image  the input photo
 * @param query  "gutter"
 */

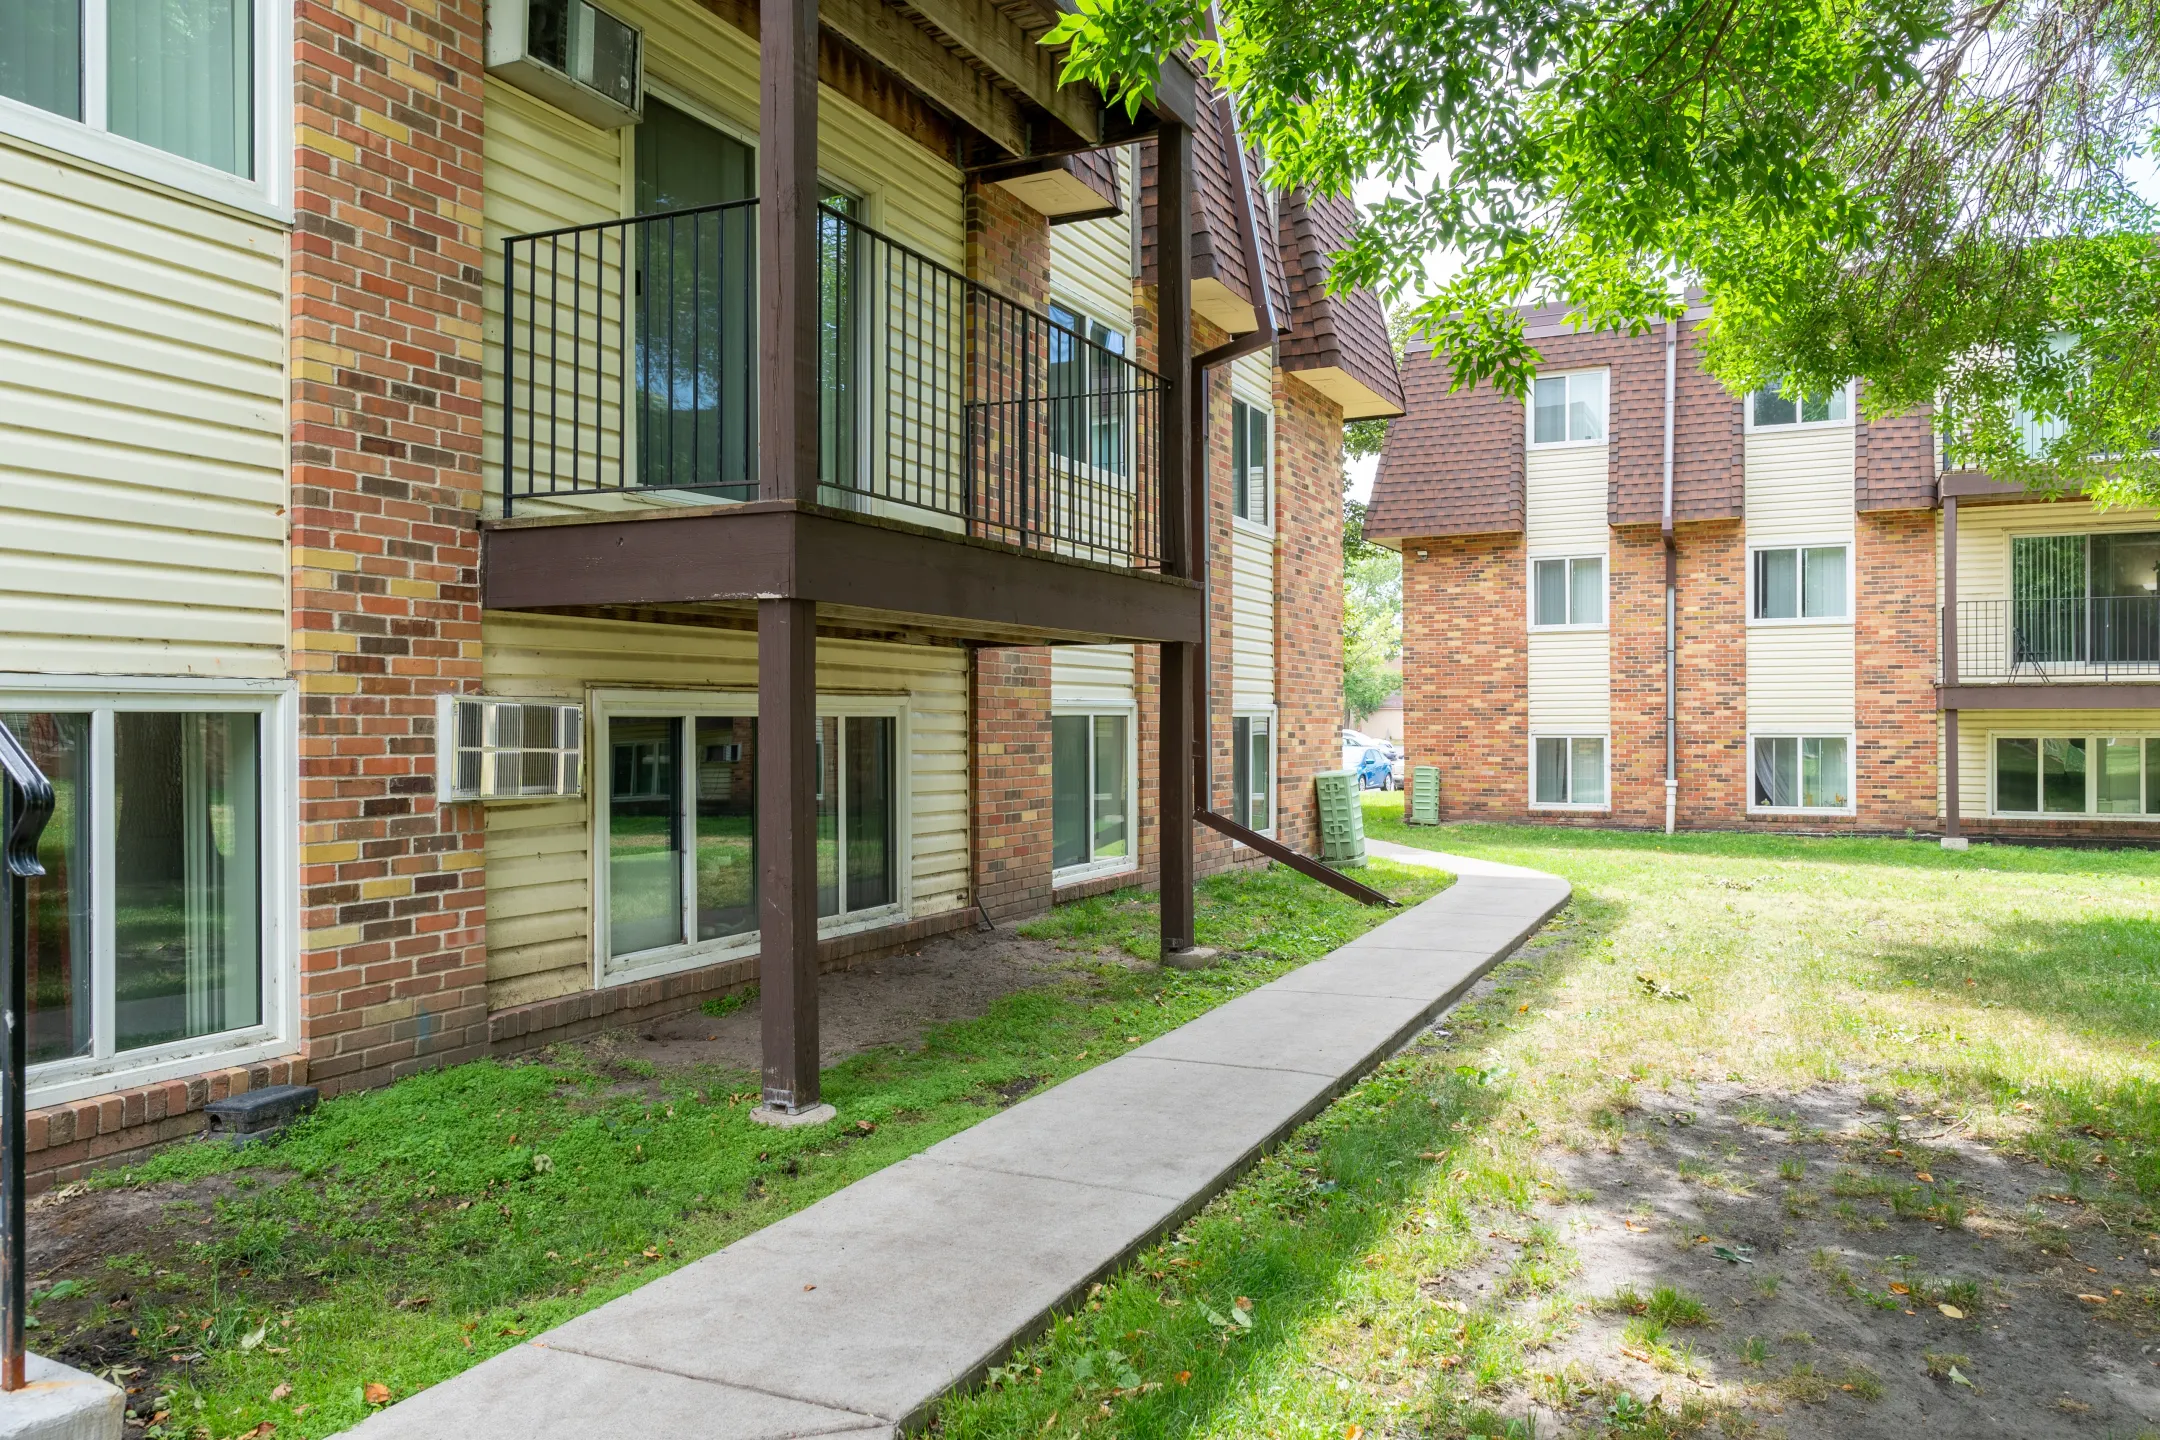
xmin=1662 ymin=319 xmax=1678 ymax=836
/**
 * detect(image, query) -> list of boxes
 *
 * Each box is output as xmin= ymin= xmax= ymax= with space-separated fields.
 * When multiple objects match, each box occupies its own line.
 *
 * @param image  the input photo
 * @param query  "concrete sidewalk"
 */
xmin=346 ymin=860 xmax=1569 ymax=1440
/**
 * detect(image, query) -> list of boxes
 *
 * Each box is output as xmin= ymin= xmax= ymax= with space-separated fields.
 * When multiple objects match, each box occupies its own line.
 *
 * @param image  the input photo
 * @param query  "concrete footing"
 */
xmin=749 ymin=1103 xmax=836 ymax=1130
xmin=0 ymin=1356 xmax=124 ymax=1440
xmin=1941 ymin=836 xmax=1970 ymax=851
xmin=1161 ymin=946 xmax=1220 ymax=971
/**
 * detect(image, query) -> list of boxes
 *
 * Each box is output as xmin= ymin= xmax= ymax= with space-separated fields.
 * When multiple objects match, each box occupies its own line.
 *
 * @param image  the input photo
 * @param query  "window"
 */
xmin=1051 ymin=711 xmax=1131 ymax=874
xmin=1995 ymin=735 xmax=2160 ymax=816
xmin=1751 ymin=735 xmax=1850 ymax=811
xmin=2009 ymin=531 xmax=2160 ymax=667
xmin=0 ymin=689 xmax=287 ymax=1095
xmin=1048 ymin=302 xmax=1129 ymax=475
xmin=1231 ymin=715 xmax=1273 ymax=831
xmin=1531 ymin=371 xmax=1606 ymax=445
xmin=1532 ymin=735 xmax=1606 ymax=807
xmin=0 ymin=0 xmax=284 ymax=214
xmin=1749 ymin=380 xmax=1850 ymax=428
xmin=601 ymin=698 xmax=901 ymax=972
xmin=1751 ymin=545 xmax=1848 ymax=621
xmin=1231 ymin=398 xmax=1268 ymax=526
xmin=1531 ymin=555 xmax=1605 ymax=627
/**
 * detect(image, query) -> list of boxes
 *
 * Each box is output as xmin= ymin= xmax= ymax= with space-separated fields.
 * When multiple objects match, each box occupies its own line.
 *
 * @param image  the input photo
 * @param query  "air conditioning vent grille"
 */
xmin=439 ymin=697 xmax=584 ymax=801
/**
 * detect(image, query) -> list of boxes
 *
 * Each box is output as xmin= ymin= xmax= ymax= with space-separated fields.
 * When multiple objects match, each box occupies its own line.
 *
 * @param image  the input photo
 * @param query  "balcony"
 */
xmin=1942 ymin=598 xmax=2160 ymax=709
xmin=484 ymin=199 xmax=1200 ymax=648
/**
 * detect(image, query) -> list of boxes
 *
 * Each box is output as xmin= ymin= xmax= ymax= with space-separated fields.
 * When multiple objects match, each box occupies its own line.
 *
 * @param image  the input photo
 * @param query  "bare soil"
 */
xmin=1456 ymin=1082 xmax=2160 ymax=1436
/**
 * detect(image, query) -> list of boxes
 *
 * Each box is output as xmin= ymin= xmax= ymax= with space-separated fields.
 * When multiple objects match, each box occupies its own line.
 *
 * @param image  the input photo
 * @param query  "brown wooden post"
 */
xmin=755 ymin=0 xmax=828 ymax=1117
xmin=1156 ymin=115 xmax=1196 ymax=956
xmin=1941 ymin=494 xmax=1961 ymax=843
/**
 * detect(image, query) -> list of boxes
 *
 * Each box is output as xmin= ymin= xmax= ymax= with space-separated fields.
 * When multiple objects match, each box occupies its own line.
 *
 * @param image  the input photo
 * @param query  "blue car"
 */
xmin=1356 ymin=747 xmax=1395 ymax=791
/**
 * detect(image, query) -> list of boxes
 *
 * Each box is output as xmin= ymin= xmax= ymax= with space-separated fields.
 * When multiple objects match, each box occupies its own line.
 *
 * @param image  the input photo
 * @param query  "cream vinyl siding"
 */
xmin=0 ymin=138 xmax=288 ymax=678
xmin=1957 ymin=710 xmax=2160 ymax=818
xmin=1949 ymin=497 xmax=2160 ymax=602
xmin=482 ymin=14 xmax=967 ymax=522
xmin=1743 ymin=426 xmax=1855 ymax=544
xmin=1230 ymin=527 xmax=1275 ymax=708
xmin=480 ymin=613 xmax=970 ymax=1009
xmin=1052 ymin=645 xmax=1135 ymax=706
xmin=1047 ymin=149 xmax=1133 ymax=329
xmin=1744 ymin=422 xmax=1855 ymax=733
xmin=1523 ymin=444 xmax=1609 ymax=730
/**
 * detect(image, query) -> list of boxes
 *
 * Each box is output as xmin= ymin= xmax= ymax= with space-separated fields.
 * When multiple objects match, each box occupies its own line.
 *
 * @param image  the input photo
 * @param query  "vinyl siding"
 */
xmin=1950 ymin=497 xmax=2160 ymax=602
xmin=1524 ymin=443 xmax=1609 ymax=731
xmin=1231 ymin=526 xmax=1275 ymax=708
xmin=1743 ymin=425 xmax=1855 ymax=545
xmin=1047 ymin=149 xmax=1134 ymax=334
xmin=480 ymin=613 xmax=970 ymax=1009
xmin=1052 ymin=645 xmax=1135 ymax=707
xmin=0 ymin=136 xmax=288 ymax=678
xmin=482 ymin=13 xmax=968 ymax=522
xmin=1527 ymin=631 xmax=1610 ymax=729
xmin=1957 ymin=709 xmax=2160 ymax=819
xmin=1744 ymin=423 xmax=1855 ymax=733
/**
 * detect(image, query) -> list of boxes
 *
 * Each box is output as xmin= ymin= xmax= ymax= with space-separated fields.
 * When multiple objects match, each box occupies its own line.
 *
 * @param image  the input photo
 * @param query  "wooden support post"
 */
xmin=758 ymin=598 xmax=823 ymax=1112
xmin=755 ymin=0 xmax=828 ymax=1118
xmin=1155 ymin=115 xmax=1196 ymax=957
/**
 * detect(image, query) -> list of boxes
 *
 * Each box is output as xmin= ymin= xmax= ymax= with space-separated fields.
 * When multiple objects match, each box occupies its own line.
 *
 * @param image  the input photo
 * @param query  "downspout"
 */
xmin=1662 ymin=320 xmax=1678 ymax=836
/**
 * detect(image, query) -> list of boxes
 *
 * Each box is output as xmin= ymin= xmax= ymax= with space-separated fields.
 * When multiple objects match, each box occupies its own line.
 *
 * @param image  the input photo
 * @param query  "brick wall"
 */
xmin=1607 ymin=525 xmax=1667 ymax=826
xmin=973 ymin=645 xmax=1055 ymax=920
xmin=1856 ymin=509 xmax=1940 ymax=829
xmin=1674 ymin=520 xmax=1748 ymax=827
xmin=1401 ymin=534 xmax=1528 ymax=818
xmin=289 ymin=0 xmax=491 ymax=1093
xmin=25 ymin=1057 xmax=309 ymax=1195
xmin=1273 ymin=371 xmax=1346 ymax=855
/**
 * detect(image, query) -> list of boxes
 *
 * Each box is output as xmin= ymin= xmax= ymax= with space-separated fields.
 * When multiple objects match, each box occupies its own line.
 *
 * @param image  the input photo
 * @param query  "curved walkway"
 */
xmin=346 ymin=858 xmax=1569 ymax=1440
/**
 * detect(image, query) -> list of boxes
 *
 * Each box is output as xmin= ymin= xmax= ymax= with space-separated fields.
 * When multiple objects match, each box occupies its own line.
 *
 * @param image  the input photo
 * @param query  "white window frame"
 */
xmin=1229 ymin=389 xmax=1273 ymax=536
xmin=1528 ymin=732 xmax=1610 ymax=811
xmin=0 ymin=0 xmax=294 ymax=221
xmin=1745 ymin=380 xmax=1855 ymax=432
xmin=589 ymin=688 xmax=911 ymax=986
xmin=1745 ymin=732 xmax=1857 ymax=815
xmin=1526 ymin=369 xmax=1609 ymax=450
xmin=1049 ymin=701 xmax=1139 ymax=885
xmin=1527 ymin=552 xmax=1607 ymax=630
xmin=1986 ymin=730 xmax=2160 ymax=821
xmin=1230 ymin=708 xmax=1279 ymax=839
xmin=1746 ymin=540 xmax=1854 ymax=625
xmin=0 ymin=675 xmax=298 ymax=1108
xmin=1044 ymin=298 xmax=1135 ymax=488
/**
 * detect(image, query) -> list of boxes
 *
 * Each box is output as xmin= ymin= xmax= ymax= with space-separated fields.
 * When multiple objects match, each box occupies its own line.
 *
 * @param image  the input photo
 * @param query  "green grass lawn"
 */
xmin=51 ymin=858 xmax=1445 ymax=1439
xmin=936 ymin=808 xmax=2160 ymax=1439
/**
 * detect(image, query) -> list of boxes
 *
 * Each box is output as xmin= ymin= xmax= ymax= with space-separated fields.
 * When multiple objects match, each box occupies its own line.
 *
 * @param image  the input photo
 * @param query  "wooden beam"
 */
xmin=899 ymin=0 xmax=1098 ymax=143
xmin=819 ymin=0 xmax=1028 ymax=156
xmin=761 ymin=0 xmax=820 ymax=504
xmin=1156 ymin=119 xmax=1196 ymax=959
xmin=758 ymin=597 xmax=824 ymax=1112
xmin=1936 ymin=682 xmax=2160 ymax=709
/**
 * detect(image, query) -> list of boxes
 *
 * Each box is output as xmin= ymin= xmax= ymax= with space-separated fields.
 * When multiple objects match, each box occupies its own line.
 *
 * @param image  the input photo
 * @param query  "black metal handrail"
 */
xmin=501 ymin=200 xmax=1168 ymax=571
xmin=0 ymin=720 xmax=54 ymax=1391
xmin=1952 ymin=597 xmax=2160 ymax=681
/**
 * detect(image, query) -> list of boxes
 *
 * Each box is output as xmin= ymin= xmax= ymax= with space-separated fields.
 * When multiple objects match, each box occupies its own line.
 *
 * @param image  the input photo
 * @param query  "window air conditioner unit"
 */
xmin=439 ymin=696 xmax=585 ymax=802
xmin=486 ymin=0 xmax=643 ymax=129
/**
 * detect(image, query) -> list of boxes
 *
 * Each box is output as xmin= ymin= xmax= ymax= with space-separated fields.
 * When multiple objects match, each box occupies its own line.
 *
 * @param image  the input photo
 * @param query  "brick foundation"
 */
xmin=26 ymin=1057 xmax=309 ymax=1195
xmin=289 ymin=0 xmax=492 ymax=1094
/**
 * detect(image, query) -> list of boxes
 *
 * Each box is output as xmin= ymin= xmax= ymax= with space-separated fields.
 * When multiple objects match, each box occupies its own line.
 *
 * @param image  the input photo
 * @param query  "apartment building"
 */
xmin=0 ymin=0 xmax=1401 ymax=1184
xmin=1367 ymin=306 xmax=2159 ymax=839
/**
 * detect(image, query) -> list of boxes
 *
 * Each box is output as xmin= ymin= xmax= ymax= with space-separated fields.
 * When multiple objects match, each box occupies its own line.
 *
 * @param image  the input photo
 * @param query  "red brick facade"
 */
xmin=1401 ymin=535 xmax=1529 ymax=819
xmin=1855 ymin=510 xmax=1940 ymax=830
xmin=288 ymin=0 xmax=491 ymax=1094
xmin=1271 ymin=373 xmax=1348 ymax=855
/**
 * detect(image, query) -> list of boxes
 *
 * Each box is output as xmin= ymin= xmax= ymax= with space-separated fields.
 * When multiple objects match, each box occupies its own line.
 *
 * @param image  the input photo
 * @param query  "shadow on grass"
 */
xmin=935 ymin=895 xmax=1594 ymax=1439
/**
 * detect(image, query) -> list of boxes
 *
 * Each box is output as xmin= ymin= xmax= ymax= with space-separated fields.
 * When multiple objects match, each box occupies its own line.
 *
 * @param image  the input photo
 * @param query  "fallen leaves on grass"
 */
xmin=362 ymin=1383 xmax=391 ymax=1405
xmin=1938 ymin=1304 xmax=1965 ymax=1319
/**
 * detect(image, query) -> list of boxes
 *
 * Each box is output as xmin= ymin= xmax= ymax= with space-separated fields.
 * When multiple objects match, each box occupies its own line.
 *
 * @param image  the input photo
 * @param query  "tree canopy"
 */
xmin=1049 ymin=0 xmax=2160 ymax=505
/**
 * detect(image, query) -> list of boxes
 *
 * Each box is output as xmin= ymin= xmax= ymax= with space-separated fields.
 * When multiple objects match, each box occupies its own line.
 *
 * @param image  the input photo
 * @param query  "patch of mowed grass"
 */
xmin=941 ymin=811 xmax=2160 ymax=1438
xmin=64 ymin=860 xmax=1443 ymax=1440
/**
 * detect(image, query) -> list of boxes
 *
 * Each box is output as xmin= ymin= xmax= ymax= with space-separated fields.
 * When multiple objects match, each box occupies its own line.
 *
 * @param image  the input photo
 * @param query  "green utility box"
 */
xmin=1314 ymin=770 xmax=1367 ymax=864
xmin=1408 ymin=765 xmax=1441 ymax=825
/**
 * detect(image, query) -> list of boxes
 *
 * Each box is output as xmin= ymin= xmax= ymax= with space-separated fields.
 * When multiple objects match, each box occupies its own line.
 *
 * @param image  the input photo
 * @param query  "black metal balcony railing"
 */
xmin=1952 ymin=597 xmax=2160 ymax=681
xmin=500 ymin=200 xmax=1167 ymax=571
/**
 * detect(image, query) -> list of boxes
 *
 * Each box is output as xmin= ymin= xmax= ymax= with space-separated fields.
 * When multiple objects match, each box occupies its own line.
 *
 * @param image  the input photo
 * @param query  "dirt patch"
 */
xmin=619 ymin=924 xmax=1082 ymax=1075
xmin=1470 ymin=1084 xmax=2160 ymax=1436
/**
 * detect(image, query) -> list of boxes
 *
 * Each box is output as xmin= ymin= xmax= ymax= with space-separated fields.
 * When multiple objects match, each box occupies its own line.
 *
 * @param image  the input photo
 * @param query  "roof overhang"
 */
xmin=1285 ymin=364 xmax=1406 ymax=420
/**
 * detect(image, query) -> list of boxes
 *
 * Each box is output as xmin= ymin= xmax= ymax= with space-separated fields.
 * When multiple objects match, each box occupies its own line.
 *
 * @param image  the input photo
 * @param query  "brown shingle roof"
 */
xmin=1277 ymin=190 xmax=1407 ymax=418
xmin=1366 ymin=347 xmax=1524 ymax=538
xmin=1856 ymin=398 xmax=1938 ymax=511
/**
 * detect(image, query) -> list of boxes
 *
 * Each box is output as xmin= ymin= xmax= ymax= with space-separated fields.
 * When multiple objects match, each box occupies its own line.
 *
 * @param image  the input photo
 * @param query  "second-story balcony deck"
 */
xmin=482 ymin=198 xmax=1201 ymax=650
xmin=1952 ymin=598 xmax=2160 ymax=684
